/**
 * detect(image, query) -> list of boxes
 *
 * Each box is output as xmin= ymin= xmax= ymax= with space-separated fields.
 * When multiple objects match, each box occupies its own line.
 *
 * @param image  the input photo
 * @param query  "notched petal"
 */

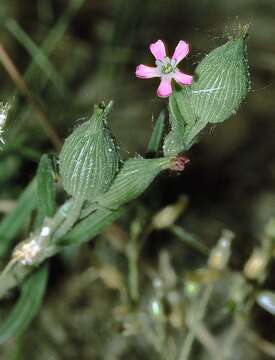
xmin=149 ymin=40 xmax=166 ymax=61
xmin=135 ymin=64 xmax=160 ymax=79
xmin=172 ymin=40 xmax=189 ymax=64
xmin=157 ymin=78 xmax=172 ymax=98
xmin=174 ymin=70 xmax=193 ymax=85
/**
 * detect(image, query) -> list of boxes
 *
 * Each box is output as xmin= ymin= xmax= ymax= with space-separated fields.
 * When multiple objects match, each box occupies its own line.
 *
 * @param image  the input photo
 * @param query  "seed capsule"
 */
xmin=59 ymin=102 xmax=120 ymax=201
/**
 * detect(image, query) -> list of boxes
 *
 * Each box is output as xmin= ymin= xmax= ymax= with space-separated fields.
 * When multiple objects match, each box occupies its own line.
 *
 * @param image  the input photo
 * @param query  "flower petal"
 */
xmin=174 ymin=70 xmax=193 ymax=85
xmin=135 ymin=64 xmax=160 ymax=79
xmin=149 ymin=40 xmax=166 ymax=60
xmin=157 ymin=78 xmax=172 ymax=98
xmin=172 ymin=40 xmax=189 ymax=64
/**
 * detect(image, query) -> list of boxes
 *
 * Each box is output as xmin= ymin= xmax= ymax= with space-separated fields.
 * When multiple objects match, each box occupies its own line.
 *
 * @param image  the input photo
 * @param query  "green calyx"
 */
xmin=59 ymin=101 xmax=120 ymax=201
xmin=164 ymin=35 xmax=250 ymax=156
xmin=97 ymin=156 xmax=174 ymax=210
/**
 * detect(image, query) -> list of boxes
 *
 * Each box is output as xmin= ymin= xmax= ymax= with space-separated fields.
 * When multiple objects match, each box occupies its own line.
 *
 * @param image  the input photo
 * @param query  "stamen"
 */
xmin=162 ymin=63 xmax=174 ymax=74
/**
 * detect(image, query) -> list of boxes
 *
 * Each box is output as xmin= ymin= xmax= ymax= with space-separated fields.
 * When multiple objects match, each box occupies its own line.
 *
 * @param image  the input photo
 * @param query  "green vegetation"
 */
xmin=0 ymin=1 xmax=274 ymax=359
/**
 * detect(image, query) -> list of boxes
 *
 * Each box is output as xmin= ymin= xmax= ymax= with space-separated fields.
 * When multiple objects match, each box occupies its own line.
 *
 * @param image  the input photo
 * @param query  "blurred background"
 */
xmin=0 ymin=0 xmax=275 ymax=359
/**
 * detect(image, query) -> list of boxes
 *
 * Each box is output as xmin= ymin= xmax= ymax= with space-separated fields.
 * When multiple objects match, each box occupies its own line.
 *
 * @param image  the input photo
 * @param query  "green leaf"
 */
xmin=0 ymin=180 xmax=37 ymax=258
xmin=36 ymin=154 xmax=56 ymax=220
xmin=9 ymin=0 xmax=86 ymax=145
xmin=0 ymin=264 xmax=48 ymax=344
xmin=60 ymin=208 xmax=124 ymax=245
xmin=164 ymin=35 xmax=250 ymax=155
xmin=147 ymin=111 xmax=166 ymax=155
xmin=5 ymin=19 xmax=67 ymax=96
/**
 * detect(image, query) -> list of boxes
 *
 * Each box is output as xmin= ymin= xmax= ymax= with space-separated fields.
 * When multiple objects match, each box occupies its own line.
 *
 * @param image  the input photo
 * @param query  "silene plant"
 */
xmin=0 ymin=26 xmax=261 ymax=350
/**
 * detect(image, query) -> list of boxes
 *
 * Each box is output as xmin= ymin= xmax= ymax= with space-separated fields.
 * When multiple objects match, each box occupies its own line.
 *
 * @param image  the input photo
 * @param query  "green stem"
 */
xmin=52 ymin=199 xmax=84 ymax=240
xmin=0 ymin=201 xmax=123 ymax=300
xmin=178 ymin=284 xmax=213 ymax=360
xmin=127 ymin=232 xmax=139 ymax=302
xmin=170 ymin=225 xmax=209 ymax=256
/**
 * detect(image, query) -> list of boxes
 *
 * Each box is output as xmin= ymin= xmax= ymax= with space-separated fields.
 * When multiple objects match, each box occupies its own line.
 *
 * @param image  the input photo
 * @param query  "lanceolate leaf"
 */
xmin=0 ymin=264 xmax=48 ymax=344
xmin=164 ymin=35 xmax=250 ymax=155
xmin=147 ymin=110 xmax=166 ymax=155
xmin=36 ymin=154 xmax=56 ymax=220
xmin=0 ymin=180 xmax=37 ymax=257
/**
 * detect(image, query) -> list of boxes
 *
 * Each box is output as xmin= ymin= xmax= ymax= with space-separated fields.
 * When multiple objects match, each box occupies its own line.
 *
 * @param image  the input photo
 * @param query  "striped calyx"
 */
xmin=59 ymin=102 xmax=120 ymax=201
xmin=164 ymin=34 xmax=250 ymax=155
xmin=97 ymin=156 xmax=184 ymax=210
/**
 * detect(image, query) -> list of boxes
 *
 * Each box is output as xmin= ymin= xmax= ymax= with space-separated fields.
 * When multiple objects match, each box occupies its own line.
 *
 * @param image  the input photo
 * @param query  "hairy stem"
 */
xmin=0 ymin=200 xmax=123 ymax=299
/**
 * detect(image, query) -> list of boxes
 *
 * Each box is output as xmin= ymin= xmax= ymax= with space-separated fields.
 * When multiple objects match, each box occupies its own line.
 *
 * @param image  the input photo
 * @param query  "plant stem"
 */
xmin=52 ymin=199 xmax=84 ymax=240
xmin=0 ymin=201 xmax=124 ymax=299
xmin=178 ymin=284 xmax=213 ymax=360
xmin=170 ymin=225 xmax=209 ymax=256
xmin=127 ymin=230 xmax=139 ymax=302
xmin=0 ymin=201 xmax=71 ymax=299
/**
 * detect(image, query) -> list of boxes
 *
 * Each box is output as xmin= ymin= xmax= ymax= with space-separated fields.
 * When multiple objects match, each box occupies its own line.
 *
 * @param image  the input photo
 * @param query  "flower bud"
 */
xmin=208 ymin=230 xmax=234 ymax=270
xmin=151 ymin=195 xmax=188 ymax=230
xmin=243 ymin=248 xmax=268 ymax=280
xmin=169 ymin=155 xmax=190 ymax=171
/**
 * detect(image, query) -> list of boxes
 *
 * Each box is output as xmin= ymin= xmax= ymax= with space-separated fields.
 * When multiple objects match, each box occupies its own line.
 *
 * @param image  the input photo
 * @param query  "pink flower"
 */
xmin=136 ymin=40 xmax=193 ymax=98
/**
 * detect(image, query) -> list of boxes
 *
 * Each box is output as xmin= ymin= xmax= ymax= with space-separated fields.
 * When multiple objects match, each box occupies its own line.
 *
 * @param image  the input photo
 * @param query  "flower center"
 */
xmin=156 ymin=57 xmax=176 ymax=76
xmin=162 ymin=63 xmax=173 ymax=74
